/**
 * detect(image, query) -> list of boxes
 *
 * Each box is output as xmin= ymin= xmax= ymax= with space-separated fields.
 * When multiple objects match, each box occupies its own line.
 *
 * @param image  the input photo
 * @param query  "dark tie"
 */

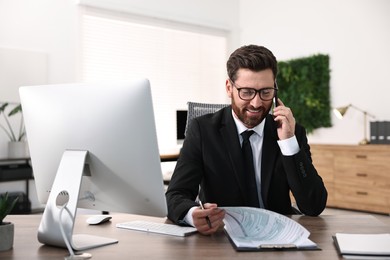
xmin=241 ymin=130 xmax=264 ymax=208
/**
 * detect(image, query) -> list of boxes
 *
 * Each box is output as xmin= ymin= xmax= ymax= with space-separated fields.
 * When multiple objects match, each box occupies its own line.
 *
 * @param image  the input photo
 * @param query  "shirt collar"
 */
xmin=231 ymin=110 xmax=265 ymax=137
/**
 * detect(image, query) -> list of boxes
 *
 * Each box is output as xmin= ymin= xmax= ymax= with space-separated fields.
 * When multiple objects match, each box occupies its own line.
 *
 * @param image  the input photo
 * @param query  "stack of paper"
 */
xmin=222 ymin=207 xmax=319 ymax=251
xmin=334 ymin=233 xmax=390 ymax=259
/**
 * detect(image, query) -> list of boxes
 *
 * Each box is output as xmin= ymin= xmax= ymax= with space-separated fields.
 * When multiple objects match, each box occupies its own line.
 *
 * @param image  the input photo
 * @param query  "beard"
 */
xmin=231 ymin=95 xmax=271 ymax=128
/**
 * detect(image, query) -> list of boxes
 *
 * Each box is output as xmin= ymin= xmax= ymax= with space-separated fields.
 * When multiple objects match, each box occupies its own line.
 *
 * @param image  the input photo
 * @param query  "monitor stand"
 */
xmin=37 ymin=150 xmax=118 ymax=251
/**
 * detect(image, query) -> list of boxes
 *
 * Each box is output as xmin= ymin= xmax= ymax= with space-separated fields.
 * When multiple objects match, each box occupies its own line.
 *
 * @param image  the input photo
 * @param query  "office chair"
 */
xmin=185 ymin=101 xmax=229 ymax=137
xmin=161 ymin=102 xmax=228 ymax=185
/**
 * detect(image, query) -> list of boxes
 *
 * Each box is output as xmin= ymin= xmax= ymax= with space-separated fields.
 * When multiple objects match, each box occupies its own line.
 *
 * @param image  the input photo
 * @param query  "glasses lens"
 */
xmin=260 ymin=88 xmax=276 ymax=101
xmin=239 ymin=88 xmax=256 ymax=100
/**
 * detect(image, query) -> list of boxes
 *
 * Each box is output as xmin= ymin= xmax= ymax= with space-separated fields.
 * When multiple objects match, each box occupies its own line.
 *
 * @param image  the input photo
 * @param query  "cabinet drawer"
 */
xmin=335 ymin=170 xmax=390 ymax=189
xmin=335 ymin=183 xmax=390 ymax=209
xmin=335 ymin=151 xmax=390 ymax=169
xmin=334 ymin=152 xmax=390 ymax=189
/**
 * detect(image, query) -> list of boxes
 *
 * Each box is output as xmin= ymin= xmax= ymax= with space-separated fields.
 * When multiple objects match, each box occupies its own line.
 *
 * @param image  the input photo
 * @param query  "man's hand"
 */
xmin=192 ymin=202 xmax=225 ymax=235
xmin=273 ymin=99 xmax=296 ymax=140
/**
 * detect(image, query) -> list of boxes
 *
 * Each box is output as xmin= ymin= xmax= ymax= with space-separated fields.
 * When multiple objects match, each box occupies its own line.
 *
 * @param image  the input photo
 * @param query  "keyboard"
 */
xmin=116 ymin=220 xmax=198 ymax=237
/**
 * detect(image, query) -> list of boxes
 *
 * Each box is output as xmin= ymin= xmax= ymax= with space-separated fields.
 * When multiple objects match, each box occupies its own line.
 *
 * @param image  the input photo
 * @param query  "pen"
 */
xmin=199 ymin=200 xmax=212 ymax=229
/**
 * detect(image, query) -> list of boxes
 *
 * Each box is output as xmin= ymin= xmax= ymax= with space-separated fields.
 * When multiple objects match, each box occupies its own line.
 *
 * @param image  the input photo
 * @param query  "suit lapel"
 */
xmin=261 ymin=114 xmax=279 ymax=207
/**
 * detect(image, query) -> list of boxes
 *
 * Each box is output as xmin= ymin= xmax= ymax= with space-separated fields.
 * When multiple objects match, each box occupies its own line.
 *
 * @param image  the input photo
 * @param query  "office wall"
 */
xmin=239 ymin=0 xmax=390 ymax=144
xmin=0 ymin=0 xmax=80 ymax=158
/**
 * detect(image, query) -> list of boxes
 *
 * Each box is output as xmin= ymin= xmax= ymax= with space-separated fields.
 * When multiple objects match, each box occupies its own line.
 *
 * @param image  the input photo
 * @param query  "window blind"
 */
xmin=81 ymin=8 xmax=228 ymax=150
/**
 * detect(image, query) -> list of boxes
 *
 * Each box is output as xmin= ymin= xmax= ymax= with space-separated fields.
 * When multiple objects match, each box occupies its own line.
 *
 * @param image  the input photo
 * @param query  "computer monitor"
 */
xmin=19 ymin=79 xmax=167 ymax=251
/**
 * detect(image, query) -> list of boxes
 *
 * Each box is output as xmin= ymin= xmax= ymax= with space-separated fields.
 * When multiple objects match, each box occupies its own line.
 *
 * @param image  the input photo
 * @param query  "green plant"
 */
xmin=0 ymin=192 xmax=18 ymax=225
xmin=277 ymin=54 xmax=332 ymax=133
xmin=0 ymin=103 xmax=25 ymax=141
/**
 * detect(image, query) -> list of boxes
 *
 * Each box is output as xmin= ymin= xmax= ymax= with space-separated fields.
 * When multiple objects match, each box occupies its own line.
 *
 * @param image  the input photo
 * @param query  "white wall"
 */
xmin=0 ymin=0 xmax=80 ymax=84
xmin=239 ymin=0 xmax=390 ymax=144
xmin=0 ymin=0 xmax=80 ymax=158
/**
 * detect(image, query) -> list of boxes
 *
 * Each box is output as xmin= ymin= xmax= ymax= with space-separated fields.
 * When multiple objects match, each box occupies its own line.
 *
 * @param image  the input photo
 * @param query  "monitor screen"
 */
xmin=20 ymin=79 xmax=167 ymax=250
xmin=176 ymin=110 xmax=187 ymax=141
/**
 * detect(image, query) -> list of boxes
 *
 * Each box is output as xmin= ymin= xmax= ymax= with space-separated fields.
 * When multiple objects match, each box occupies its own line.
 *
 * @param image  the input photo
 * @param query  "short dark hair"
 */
xmin=226 ymin=45 xmax=278 ymax=82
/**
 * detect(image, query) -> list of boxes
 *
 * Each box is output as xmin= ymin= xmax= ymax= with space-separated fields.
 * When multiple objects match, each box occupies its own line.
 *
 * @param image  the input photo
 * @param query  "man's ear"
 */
xmin=226 ymin=79 xmax=233 ymax=98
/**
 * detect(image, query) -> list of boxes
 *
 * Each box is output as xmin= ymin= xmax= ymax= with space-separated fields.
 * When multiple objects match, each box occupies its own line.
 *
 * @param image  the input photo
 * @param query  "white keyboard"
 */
xmin=116 ymin=220 xmax=198 ymax=237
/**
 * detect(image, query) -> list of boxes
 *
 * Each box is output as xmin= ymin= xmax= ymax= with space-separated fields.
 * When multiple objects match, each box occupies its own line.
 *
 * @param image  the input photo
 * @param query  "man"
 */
xmin=165 ymin=44 xmax=327 ymax=235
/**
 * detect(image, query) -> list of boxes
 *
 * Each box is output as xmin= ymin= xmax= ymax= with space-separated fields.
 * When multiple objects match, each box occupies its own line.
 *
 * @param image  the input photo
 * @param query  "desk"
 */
xmin=160 ymin=152 xmax=180 ymax=162
xmin=1 ymin=214 xmax=389 ymax=259
xmin=160 ymin=152 xmax=180 ymax=184
xmin=160 ymin=146 xmax=181 ymax=162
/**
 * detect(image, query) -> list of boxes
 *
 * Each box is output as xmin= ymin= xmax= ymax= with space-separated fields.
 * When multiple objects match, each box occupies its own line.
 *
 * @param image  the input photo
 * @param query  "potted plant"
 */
xmin=0 ymin=192 xmax=18 ymax=251
xmin=0 ymin=102 xmax=28 ymax=158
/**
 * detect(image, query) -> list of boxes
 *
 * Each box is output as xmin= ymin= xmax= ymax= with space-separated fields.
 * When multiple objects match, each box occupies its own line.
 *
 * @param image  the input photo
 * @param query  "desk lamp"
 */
xmin=333 ymin=104 xmax=375 ymax=145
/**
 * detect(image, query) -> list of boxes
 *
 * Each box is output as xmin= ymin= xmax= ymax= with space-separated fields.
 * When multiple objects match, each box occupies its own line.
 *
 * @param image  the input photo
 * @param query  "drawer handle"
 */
xmin=356 ymin=154 xmax=367 ymax=159
xmin=356 ymin=191 xmax=368 ymax=196
xmin=356 ymin=173 xmax=367 ymax=177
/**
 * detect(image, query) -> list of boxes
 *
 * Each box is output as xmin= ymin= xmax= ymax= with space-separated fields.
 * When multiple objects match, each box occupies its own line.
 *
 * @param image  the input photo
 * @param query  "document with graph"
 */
xmin=222 ymin=207 xmax=319 ymax=251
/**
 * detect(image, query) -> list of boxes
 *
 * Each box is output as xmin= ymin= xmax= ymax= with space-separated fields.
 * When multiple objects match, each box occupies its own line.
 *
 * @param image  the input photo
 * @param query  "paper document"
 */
xmin=334 ymin=233 xmax=390 ymax=258
xmin=222 ymin=207 xmax=318 ymax=251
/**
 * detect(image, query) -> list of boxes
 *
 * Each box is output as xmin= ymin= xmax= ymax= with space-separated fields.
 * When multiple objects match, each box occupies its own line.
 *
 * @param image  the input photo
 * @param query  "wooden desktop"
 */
xmin=160 ymin=152 xmax=180 ymax=162
xmin=1 ymin=213 xmax=389 ymax=259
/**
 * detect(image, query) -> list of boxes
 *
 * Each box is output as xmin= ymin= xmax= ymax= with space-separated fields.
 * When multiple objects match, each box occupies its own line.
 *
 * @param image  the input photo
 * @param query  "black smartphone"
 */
xmin=273 ymin=81 xmax=279 ymax=110
xmin=273 ymin=92 xmax=278 ymax=109
xmin=273 ymin=82 xmax=280 ymax=134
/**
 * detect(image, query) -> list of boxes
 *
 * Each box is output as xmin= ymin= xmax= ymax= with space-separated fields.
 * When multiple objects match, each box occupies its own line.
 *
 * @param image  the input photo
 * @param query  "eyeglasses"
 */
xmin=230 ymin=80 xmax=278 ymax=101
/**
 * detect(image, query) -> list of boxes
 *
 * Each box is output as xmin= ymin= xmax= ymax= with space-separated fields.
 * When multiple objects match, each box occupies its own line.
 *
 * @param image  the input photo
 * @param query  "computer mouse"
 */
xmin=86 ymin=215 xmax=112 ymax=225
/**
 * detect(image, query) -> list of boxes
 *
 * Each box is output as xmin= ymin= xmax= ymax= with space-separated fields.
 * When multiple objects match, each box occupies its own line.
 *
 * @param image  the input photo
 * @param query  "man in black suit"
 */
xmin=166 ymin=45 xmax=327 ymax=235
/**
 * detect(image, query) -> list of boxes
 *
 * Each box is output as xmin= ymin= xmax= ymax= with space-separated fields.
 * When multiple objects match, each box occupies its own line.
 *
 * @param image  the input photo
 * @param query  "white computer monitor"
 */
xmin=19 ymin=79 xmax=167 ymax=251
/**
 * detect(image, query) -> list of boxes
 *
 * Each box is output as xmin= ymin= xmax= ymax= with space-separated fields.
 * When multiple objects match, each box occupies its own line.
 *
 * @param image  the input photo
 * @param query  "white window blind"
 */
xmin=80 ymin=8 xmax=228 ymax=151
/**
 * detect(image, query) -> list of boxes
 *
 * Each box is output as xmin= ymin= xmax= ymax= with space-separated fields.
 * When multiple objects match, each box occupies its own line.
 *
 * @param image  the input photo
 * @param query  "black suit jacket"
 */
xmin=166 ymin=106 xmax=327 ymax=224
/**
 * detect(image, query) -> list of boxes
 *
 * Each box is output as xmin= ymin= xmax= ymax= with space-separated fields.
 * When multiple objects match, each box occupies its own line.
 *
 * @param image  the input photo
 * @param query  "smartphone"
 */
xmin=273 ymin=82 xmax=280 ymax=134
xmin=273 ymin=91 xmax=278 ymax=109
xmin=273 ymin=81 xmax=279 ymax=111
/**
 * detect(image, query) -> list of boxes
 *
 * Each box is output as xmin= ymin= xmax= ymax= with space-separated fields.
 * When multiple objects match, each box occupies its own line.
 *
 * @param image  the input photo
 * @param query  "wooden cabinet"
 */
xmin=310 ymin=144 xmax=390 ymax=214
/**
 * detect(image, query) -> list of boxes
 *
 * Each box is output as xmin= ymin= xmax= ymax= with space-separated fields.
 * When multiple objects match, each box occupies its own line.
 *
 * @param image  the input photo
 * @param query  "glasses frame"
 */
xmin=230 ymin=79 xmax=278 ymax=101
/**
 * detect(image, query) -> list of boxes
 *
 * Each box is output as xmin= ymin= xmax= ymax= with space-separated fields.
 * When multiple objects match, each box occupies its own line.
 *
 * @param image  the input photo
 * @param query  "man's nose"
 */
xmin=250 ymin=92 xmax=263 ymax=107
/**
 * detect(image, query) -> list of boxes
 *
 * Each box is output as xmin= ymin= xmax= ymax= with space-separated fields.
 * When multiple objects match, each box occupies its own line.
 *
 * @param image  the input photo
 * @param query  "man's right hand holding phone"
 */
xmin=273 ymin=98 xmax=296 ymax=140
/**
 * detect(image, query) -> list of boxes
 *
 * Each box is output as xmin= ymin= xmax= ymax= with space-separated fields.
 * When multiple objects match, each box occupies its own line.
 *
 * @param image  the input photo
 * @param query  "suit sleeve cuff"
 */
xmin=277 ymin=135 xmax=300 ymax=156
xmin=182 ymin=206 xmax=197 ymax=227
